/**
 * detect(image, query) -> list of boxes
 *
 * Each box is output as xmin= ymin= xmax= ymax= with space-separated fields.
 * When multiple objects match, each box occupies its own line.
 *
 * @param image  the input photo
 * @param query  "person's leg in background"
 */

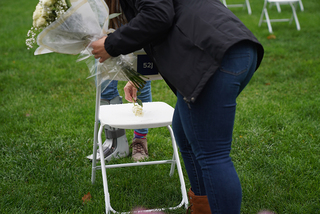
xmin=131 ymin=81 xmax=152 ymax=161
xmin=173 ymin=41 xmax=258 ymax=213
xmin=87 ymin=80 xmax=129 ymax=161
xmin=88 ymin=80 xmax=152 ymax=162
xmin=100 ymin=80 xmax=120 ymax=104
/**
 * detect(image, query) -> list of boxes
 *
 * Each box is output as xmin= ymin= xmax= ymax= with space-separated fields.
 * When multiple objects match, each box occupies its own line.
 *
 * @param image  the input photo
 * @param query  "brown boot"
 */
xmin=187 ymin=188 xmax=212 ymax=214
xmin=130 ymin=138 xmax=149 ymax=162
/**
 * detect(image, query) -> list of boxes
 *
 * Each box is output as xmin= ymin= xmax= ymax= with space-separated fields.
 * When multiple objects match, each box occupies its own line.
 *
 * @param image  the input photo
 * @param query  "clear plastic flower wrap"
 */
xmin=33 ymin=0 xmax=147 ymax=91
xmin=84 ymin=52 xmax=147 ymax=92
xmin=34 ymin=0 xmax=107 ymax=55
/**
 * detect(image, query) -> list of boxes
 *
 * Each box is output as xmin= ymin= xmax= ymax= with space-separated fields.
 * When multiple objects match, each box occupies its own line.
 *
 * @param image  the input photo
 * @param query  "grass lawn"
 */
xmin=1 ymin=0 xmax=319 ymax=213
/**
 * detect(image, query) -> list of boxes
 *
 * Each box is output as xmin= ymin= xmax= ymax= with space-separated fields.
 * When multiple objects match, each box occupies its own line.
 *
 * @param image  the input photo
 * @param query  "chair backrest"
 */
xmin=267 ymin=0 xmax=303 ymax=12
xmin=112 ymin=50 xmax=163 ymax=81
xmin=267 ymin=0 xmax=299 ymax=3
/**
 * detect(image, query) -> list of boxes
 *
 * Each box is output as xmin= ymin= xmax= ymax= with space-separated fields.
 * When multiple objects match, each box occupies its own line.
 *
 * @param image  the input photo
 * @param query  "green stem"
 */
xmin=65 ymin=0 xmax=72 ymax=8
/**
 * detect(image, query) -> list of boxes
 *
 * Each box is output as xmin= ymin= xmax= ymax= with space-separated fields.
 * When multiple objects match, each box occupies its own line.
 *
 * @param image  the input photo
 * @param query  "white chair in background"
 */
xmin=90 ymin=52 xmax=188 ymax=213
xmin=273 ymin=0 xmax=304 ymax=12
xmin=259 ymin=0 xmax=301 ymax=33
xmin=221 ymin=0 xmax=252 ymax=15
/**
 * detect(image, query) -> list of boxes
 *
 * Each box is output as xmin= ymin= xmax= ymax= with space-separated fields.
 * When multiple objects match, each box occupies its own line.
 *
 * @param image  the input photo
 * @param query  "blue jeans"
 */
xmin=172 ymin=41 xmax=258 ymax=214
xmin=101 ymin=80 xmax=152 ymax=135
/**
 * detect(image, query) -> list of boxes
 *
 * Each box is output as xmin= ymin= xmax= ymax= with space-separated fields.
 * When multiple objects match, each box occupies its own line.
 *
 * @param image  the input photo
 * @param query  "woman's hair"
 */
xmin=104 ymin=0 xmax=128 ymax=29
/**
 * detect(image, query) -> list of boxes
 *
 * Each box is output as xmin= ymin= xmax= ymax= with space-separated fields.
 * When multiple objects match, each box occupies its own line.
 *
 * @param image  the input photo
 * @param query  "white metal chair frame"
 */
xmin=272 ymin=0 xmax=304 ymax=12
xmin=259 ymin=0 xmax=301 ymax=33
xmin=90 ymin=60 xmax=188 ymax=213
xmin=221 ymin=0 xmax=252 ymax=15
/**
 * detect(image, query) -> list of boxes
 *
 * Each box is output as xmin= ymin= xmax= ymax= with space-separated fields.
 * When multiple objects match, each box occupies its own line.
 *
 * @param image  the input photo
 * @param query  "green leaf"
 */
xmin=137 ymin=99 xmax=143 ymax=107
xmin=109 ymin=13 xmax=122 ymax=20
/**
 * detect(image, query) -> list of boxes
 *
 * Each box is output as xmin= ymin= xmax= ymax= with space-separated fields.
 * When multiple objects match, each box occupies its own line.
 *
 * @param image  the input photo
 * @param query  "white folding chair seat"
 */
xmin=221 ymin=0 xmax=252 ymax=15
xmin=90 ymin=55 xmax=188 ymax=213
xmin=272 ymin=0 xmax=304 ymax=12
xmin=259 ymin=0 xmax=301 ymax=33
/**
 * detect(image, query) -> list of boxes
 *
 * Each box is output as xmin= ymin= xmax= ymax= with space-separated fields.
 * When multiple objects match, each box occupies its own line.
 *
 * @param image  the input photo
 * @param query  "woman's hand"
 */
xmin=124 ymin=81 xmax=138 ymax=102
xmin=91 ymin=36 xmax=111 ymax=63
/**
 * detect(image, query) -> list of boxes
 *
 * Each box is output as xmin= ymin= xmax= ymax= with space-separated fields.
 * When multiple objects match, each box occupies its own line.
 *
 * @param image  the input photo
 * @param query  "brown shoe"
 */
xmin=187 ymin=188 xmax=211 ymax=214
xmin=130 ymin=138 xmax=149 ymax=161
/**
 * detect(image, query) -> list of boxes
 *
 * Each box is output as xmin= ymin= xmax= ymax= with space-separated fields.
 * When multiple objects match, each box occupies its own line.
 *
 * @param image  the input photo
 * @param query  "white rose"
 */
xmin=132 ymin=105 xmax=144 ymax=117
xmin=59 ymin=0 xmax=67 ymax=6
xmin=42 ymin=0 xmax=55 ymax=7
xmin=34 ymin=17 xmax=47 ymax=28
xmin=33 ymin=4 xmax=43 ymax=20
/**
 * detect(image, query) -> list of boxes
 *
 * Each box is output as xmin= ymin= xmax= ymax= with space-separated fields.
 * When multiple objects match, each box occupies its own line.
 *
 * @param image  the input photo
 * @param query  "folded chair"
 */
xmin=221 ymin=0 xmax=252 ymax=15
xmin=90 ymin=52 xmax=188 ymax=213
xmin=259 ymin=0 xmax=301 ymax=33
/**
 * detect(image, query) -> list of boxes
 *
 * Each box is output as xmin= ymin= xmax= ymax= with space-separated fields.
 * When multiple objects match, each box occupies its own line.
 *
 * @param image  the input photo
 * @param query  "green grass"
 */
xmin=1 ymin=0 xmax=320 ymax=213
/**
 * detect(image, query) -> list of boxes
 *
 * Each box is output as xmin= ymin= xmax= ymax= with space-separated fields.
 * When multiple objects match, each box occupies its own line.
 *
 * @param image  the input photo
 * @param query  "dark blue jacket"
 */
xmin=105 ymin=0 xmax=264 ymax=103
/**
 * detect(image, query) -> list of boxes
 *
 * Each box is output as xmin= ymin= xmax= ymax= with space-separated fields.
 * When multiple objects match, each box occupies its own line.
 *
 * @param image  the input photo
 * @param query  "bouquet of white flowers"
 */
xmin=26 ymin=0 xmax=147 ymax=92
xmin=26 ymin=0 xmax=71 ymax=49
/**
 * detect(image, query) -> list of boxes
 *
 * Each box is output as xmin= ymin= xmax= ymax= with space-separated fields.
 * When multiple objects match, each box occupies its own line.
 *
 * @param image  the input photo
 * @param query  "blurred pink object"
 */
xmin=257 ymin=210 xmax=275 ymax=214
xmin=132 ymin=207 xmax=165 ymax=214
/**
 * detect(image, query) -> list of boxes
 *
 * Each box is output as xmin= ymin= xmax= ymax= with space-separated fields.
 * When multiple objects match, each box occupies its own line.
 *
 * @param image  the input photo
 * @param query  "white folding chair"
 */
xmin=221 ymin=0 xmax=252 ymax=15
xmin=272 ymin=0 xmax=304 ymax=12
xmin=90 ymin=52 xmax=188 ymax=213
xmin=259 ymin=0 xmax=301 ymax=33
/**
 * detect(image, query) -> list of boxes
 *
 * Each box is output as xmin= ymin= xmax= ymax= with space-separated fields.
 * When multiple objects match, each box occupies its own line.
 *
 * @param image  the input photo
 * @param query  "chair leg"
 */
xmin=299 ymin=0 xmax=304 ymax=11
xmin=222 ymin=0 xmax=227 ymax=7
xmin=264 ymin=8 xmax=273 ymax=33
xmin=98 ymin=125 xmax=112 ymax=214
xmin=246 ymin=0 xmax=252 ymax=15
xmin=259 ymin=0 xmax=267 ymax=26
xmin=167 ymin=125 xmax=189 ymax=209
xmin=169 ymin=154 xmax=176 ymax=177
xmin=290 ymin=2 xmax=301 ymax=30
xmin=276 ymin=2 xmax=281 ymax=12
xmin=92 ymin=73 xmax=102 ymax=184
xmin=91 ymin=119 xmax=99 ymax=184
xmin=259 ymin=2 xmax=273 ymax=33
